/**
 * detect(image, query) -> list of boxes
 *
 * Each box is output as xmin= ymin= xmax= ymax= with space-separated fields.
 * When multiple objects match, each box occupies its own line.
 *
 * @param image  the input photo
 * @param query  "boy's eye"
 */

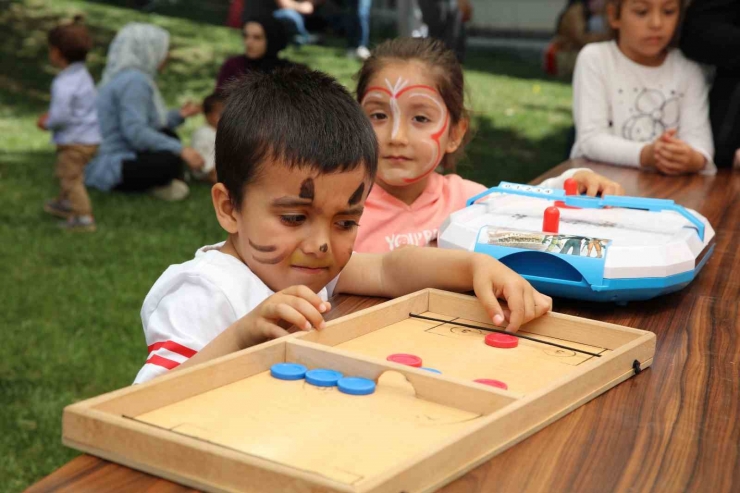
xmin=336 ymin=220 xmax=359 ymax=231
xmin=280 ymin=215 xmax=306 ymax=227
xmin=413 ymin=115 xmax=431 ymax=123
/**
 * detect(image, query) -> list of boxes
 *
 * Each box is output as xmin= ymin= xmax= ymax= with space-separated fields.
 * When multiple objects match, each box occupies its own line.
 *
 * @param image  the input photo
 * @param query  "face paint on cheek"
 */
xmin=401 ymin=92 xmax=450 ymax=184
xmin=248 ymin=238 xmax=288 ymax=264
xmin=248 ymin=239 xmax=277 ymax=252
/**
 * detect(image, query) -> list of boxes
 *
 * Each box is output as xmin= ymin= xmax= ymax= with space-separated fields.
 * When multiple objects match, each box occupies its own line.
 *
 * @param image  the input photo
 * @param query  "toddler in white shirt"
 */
xmin=190 ymin=92 xmax=224 ymax=183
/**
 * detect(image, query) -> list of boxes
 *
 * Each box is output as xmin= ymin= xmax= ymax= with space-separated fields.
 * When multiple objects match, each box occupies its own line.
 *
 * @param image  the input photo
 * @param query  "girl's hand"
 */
xmin=179 ymin=101 xmax=202 ymax=119
xmin=181 ymin=147 xmax=205 ymax=170
xmin=37 ymin=113 xmax=49 ymax=130
xmin=654 ymin=130 xmax=706 ymax=175
xmin=471 ymin=255 xmax=552 ymax=332
xmin=236 ymin=285 xmax=330 ymax=348
xmin=571 ymin=170 xmax=625 ymax=197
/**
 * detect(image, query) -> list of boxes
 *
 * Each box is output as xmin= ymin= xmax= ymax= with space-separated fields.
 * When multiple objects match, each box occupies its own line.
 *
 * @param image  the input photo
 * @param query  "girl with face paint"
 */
xmin=354 ymin=37 xmax=626 ymax=254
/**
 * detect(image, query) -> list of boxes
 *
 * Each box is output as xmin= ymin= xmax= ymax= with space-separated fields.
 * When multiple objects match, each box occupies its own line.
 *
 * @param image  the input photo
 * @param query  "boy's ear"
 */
xmin=212 ymin=183 xmax=239 ymax=234
xmin=606 ymin=2 xmax=620 ymax=31
xmin=445 ymin=118 xmax=469 ymax=154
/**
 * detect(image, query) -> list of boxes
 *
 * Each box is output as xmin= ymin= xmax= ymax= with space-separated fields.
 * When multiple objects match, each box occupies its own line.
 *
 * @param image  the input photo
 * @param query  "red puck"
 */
xmin=387 ymin=353 xmax=423 ymax=367
xmin=474 ymin=379 xmax=509 ymax=390
xmin=485 ymin=333 xmax=519 ymax=349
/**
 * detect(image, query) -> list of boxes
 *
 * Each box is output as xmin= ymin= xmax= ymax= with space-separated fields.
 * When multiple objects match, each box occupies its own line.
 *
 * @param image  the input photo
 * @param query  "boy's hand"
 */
xmin=571 ymin=170 xmax=625 ymax=197
xmin=237 ymin=285 xmax=330 ymax=348
xmin=471 ymin=255 xmax=552 ymax=332
xmin=653 ymin=129 xmax=706 ymax=175
xmin=179 ymin=101 xmax=202 ymax=118
xmin=37 ymin=113 xmax=49 ymax=130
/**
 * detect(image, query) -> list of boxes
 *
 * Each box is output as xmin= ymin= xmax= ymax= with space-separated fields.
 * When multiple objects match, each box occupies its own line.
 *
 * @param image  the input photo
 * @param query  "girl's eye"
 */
xmin=336 ymin=220 xmax=359 ymax=231
xmin=369 ymin=112 xmax=387 ymax=121
xmin=634 ymin=9 xmax=648 ymax=16
xmin=280 ymin=215 xmax=306 ymax=227
xmin=413 ymin=115 xmax=431 ymax=123
xmin=663 ymin=8 xmax=677 ymax=15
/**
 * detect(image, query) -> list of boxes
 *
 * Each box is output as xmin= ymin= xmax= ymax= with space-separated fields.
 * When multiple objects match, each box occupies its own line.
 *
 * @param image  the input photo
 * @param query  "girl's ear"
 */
xmin=445 ymin=117 xmax=469 ymax=154
xmin=606 ymin=2 xmax=621 ymax=31
xmin=212 ymin=183 xmax=239 ymax=234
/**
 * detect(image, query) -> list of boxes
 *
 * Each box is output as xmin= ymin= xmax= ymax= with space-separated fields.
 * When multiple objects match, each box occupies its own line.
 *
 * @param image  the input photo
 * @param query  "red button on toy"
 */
xmin=474 ymin=379 xmax=509 ymax=390
xmin=386 ymin=353 xmax=423 ymax=367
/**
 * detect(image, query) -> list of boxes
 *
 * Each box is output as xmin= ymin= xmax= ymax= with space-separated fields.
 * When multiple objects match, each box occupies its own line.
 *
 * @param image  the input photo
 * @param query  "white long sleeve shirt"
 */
xmin=570 ymin=41 xmax=715 ymax=174
xmin=45 ymin=62 xmax=101 ymax=145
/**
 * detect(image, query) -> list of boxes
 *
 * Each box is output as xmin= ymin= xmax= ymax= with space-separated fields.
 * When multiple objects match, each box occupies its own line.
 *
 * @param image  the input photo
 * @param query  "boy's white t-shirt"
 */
xmin=133 ymin=243 xmax=339 ymax=384
xmin=570 ymin=41 xmax=716 ymax=174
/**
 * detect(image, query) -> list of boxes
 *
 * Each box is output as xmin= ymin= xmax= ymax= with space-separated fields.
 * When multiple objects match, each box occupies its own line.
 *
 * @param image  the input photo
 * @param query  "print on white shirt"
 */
xmin=622 ymin=88 xmax=681 ymax=142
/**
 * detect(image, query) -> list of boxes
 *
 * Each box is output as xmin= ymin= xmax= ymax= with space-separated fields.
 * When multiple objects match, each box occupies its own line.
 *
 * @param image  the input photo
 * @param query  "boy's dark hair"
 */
xmin=355 ymin=37 xmax=470 ymax=172
xmin=216 ymin=66 xmax=378 ymax=209
xmin=48 ymin=15 xmax=92 ymax=63
xmin=203 ymin=92 xmax=225 ymax=116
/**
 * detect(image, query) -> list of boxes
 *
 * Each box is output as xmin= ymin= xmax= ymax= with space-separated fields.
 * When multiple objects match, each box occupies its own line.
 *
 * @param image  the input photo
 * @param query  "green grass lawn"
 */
xmin=0 ymin=1 xmax=573 ymax=490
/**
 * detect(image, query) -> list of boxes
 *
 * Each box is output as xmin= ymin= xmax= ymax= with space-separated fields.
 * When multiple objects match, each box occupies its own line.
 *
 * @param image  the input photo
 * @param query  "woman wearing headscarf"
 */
xmin=216 ymin=16 xmax=301 ymax=92
xmin=86 ymin=23 xmax=204 ymax=201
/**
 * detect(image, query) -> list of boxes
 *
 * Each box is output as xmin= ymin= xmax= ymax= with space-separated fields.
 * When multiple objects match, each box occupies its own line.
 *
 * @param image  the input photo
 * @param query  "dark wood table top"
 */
xmin=28 ymin=160 xmax=740 ymax=493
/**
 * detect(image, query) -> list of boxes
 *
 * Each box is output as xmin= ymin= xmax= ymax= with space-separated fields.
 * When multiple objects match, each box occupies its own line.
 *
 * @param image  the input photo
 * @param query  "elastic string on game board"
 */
xmin=409 ymin=313 xmax=603 ymax=358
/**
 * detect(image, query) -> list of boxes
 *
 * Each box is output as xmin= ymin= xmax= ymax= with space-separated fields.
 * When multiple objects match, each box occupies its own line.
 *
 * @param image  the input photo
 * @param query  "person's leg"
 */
xmin=56 ymin=145 xmax=95 ymax=216
xmin=116 ymin=151 xmax=184 ymax=192
xmin=273 ymin=8 xmax=310 ymax=38
xmin=347 ymin=0 xmax=371 ymax=49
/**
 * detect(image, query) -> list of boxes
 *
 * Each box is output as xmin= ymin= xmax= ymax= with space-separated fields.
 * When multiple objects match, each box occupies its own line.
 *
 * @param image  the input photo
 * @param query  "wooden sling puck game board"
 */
xmin=63 ymin=289 xmax=655 ymax=493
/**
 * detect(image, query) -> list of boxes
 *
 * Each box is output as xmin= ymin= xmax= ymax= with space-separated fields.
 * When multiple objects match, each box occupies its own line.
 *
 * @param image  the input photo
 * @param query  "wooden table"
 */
xmin=28 ymin=160 xmax=740 ymax=493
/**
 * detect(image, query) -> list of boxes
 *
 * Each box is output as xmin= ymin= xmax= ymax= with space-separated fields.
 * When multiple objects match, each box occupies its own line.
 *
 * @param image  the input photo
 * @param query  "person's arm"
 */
xmin=335 ymin=248 xmax=552 ymax=332
xmin=680 ymin=0 xmax=740 ymax=70
xmin=44 ymin=78 xmax=74 ymax=131
xmin=675 ymin=60 xmax=716 ymax=174
xmin=118 ymin=78 xmax=183 ymax=155
xmin=571 ymin=46 xmax=646 ymax=167
xmin=165 ymin=109 xmax=185 ymax=130
xmin=275 ymin=0 xmax=313 ymax=14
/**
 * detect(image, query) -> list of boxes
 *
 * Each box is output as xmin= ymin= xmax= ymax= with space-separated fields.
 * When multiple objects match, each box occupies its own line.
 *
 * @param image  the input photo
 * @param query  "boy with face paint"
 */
xmin=354 ymin=38 xmax=625 ymax=253
xmin=134 ymin=66 xmax=552 ymax=384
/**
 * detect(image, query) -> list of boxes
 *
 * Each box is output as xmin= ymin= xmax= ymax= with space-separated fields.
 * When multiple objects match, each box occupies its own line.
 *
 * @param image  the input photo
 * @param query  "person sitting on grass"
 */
xmin=85 ymin=23 xmax=205 ymax=202
xmin=38 ymin=16 xmax=101 ymax=232
xmin=190 ymin=92 xmax=224 ymax=184
xmin=134 ymin=66 xmax=552 ymax=384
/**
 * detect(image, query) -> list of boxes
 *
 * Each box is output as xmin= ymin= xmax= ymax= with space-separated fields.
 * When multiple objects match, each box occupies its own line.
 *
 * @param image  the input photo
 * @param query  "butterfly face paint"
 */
xmin=361 ymin=68 xmax=451 ymax=187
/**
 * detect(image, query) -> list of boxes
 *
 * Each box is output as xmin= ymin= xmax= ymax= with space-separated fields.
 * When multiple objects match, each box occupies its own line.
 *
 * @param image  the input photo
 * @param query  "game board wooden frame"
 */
xmin=62 ymin=289 xmax=656 ymax=493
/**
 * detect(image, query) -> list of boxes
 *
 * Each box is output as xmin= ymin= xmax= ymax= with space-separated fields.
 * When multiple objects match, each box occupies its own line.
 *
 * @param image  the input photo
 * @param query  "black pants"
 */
xmin=418 ymin=0 xmax=467 ymax=63
xmin=115 ymin=129 xmax=184 ymax=192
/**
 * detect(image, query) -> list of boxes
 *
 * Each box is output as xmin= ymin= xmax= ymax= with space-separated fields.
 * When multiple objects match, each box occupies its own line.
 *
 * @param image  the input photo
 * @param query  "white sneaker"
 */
xmin=149 ymin=179 xmax=189 ymax=201
xmin=356 ymin=46 xmax=371 ymax=60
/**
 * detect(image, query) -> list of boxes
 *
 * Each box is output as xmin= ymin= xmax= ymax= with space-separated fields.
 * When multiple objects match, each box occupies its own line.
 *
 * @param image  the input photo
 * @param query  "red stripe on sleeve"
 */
xmin=147 ymin=340 xmax=197 ymax=358
xmin=145 ymin=354 xmax=182 ymax=370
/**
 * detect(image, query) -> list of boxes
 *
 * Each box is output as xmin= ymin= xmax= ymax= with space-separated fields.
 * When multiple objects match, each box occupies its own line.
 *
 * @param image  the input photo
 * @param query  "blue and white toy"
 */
xmin=438 ymin=181 xmax=715 ymax=303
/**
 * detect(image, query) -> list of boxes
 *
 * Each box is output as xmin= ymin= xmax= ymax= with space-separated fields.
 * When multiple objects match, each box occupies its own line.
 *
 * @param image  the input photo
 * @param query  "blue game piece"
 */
xmin=270 ymin=363 xmax=308 ymax=381
xmin=337 ymin=377 xmax=376 ymax=395
xmin=305 ymin=368 xmax=343 ymax=387
xmin=421 ymin=367 xmax=442 ymax=374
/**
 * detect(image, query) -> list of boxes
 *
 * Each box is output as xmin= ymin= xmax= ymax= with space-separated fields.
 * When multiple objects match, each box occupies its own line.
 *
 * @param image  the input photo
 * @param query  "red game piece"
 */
xmin=474 ymin=379 xmax=509 ymax=390
xmin=387 ymin=353 xmax=423 ymax=367
xmin=564 ymin=178 xmax=578 ymax=196
xmin=485 ymin=333 xmax=519 ymax=349
xmin=542 ymin=206 xmax=560 ymax=234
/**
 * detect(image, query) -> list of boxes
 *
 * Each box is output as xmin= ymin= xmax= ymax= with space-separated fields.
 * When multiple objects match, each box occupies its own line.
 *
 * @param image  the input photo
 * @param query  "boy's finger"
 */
xmin=523 ymin=289 xmax=536 ymax=324
xmin=586 ymin=181 xmax=600 ymax=197
xmin=284 ymin=285 xmax=329 ymax=313
xmin=266 ymin=303 xmax=312 ymax=331
xmin=473 ymin=279 xmax=505 ymax=325
xmin=259 ymin=321 xmax=291 ymax=340
xmin=284 ymin=295 xmax=326 ymax=330
xmin=535 ymin=292 xmax=552 ymax=316
xmin=503 ymin=288 xmax=525 ymax=332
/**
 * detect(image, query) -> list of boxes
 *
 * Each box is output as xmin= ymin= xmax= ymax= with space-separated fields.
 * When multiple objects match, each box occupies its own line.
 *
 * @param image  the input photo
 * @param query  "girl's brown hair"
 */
xmin=605 ymin=0 xmax=687 ymax=46
xmin=355 ymin=37 xmax=471 ymax=172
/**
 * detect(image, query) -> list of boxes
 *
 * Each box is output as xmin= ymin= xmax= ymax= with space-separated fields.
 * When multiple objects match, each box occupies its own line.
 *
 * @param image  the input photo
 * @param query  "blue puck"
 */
xmin=305 ymin=368 xmax=343 ymax=387
xmin=421 ymin=367 xmax=442 ymax=374
xmin=337 ymin=377 xmax=376 ymax=396
xmin=270 ymin=363 xmax=308 ymax=381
